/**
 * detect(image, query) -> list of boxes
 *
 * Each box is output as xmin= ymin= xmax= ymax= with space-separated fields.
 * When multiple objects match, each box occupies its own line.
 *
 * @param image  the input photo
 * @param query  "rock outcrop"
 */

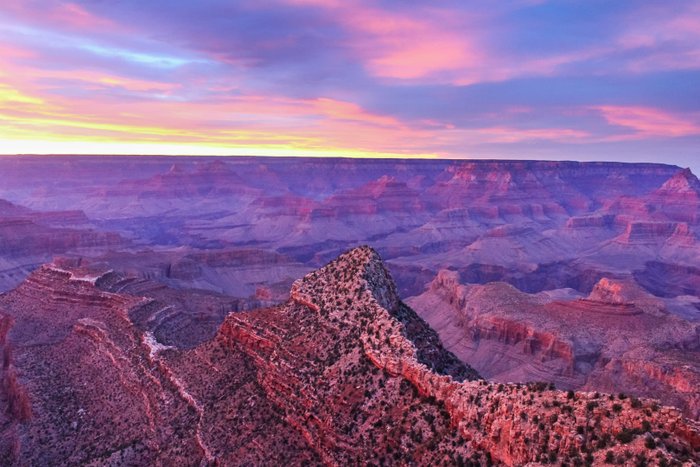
xmin=1 ymin=154 xmax=700 ymax=464
xmin=617 ymin=221 xmax=694 ymax=245
xmin=2 ymin=246 xmax=697 ymax=465
xmin=408 ymin=271 xmax=700 ymax=421
xmin=2 ymin=156 xmax=698 ymax=302
xmin=0 ymin=265 xmax=209 ymax=465
xmin=0 ymin=197 xmax=125 ymax=292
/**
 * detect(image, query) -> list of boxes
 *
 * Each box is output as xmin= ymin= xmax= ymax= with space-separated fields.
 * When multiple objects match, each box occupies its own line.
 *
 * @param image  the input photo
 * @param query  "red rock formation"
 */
xmin=598 ymin=168 xmax=700 ymax=228
xmin=0 ymin=214 xmax=122 ymax=259
xmin=0 ymin=247 xmax=697 ymax=465
xmin=0 ymin=197 xmax=126 ymax=293
xmin=617 ymin=221 xmax=693 ymax=245
xmin=0 ymin=264 xmax=241 ymax=464
xmin=215 ymin=247 xmax=699 ymax=465
xmin=565 ymin=214 xmax=616 ymax=229
xmin=1 ymin=155 xmax=700 ymax=464
xmin=313 ymin=175 xmax=424 ymax=218
xmin=650 ymin=168 xmax=700 ymax=223
xmin=4 ymin=156 xmax=695 ymax=301
xmin=409 ymin=271 xmax=700 ymax=420
xmin=634 ymin=260 xmax=700 ymax=298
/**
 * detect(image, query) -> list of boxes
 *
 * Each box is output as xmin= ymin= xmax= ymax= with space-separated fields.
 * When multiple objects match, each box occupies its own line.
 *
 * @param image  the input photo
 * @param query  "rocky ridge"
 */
xmin=217 ymin=247 xmax=699 ymax=465
xmin=0 ymin=247 xmax=698 ymax=465
xmin=408 ymin=270 xmax=700 ymax=420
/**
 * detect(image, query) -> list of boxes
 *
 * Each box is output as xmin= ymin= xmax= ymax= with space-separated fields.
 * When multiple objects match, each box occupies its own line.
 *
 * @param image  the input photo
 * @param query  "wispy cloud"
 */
xmin=0 ymin=0 xmax=697 ymax=164
xmin=595 ymin=106 xmax=700 ymax=139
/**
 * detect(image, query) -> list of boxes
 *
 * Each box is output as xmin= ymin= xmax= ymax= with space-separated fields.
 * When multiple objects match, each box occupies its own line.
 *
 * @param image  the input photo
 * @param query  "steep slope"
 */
xmin=4 ymin=156 xmax=693 ymax=301
xmin=634 ymin=261 xmax=700 ymax=298
xmin=0 ymin=266 xmax=208 ymax=465
xmin=0 ymin=247 xmax=698 ymax=465
xmin=171 ymin=247 xmax=700 ymax=465
xmin=656 ymin=168 xmax=700 ymax=194
xmin=0 ymin=198 xmax=124 ymax=292
xmin=408 ymin=271 xmax=700 ymax=420
xmin=649 ymin=168 xmax=700 ymax=223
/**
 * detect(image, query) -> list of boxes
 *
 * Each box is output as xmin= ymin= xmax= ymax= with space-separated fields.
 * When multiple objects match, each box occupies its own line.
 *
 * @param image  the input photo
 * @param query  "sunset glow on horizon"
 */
xmin=1 ymin=1 xmax=699 ymax=169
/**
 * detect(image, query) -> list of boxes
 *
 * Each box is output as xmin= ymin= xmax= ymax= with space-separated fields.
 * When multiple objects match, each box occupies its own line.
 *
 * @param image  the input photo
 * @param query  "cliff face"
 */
xmin=0 ymin=247 xmax=698 ymax=466
xmin=2 ymin=157 xmax=698 ymax=305
xmin=0 ymin=197 xmax=125 ymax=293
xmin=408 ymin=271 xmax=700 ymax=421
xmin=617 ymin=221 xmax=693 ymax=245
xmin=648 ymin=168 xmax=700 ymax=223
xmin=203 ymin=247 xmax=700 ymax=465
xmin=0 ymin=260 xmax=255 ymax=465
xmin=0 ymin=266 xmax=208 ymax=465
xmin=0 ymin=198 xmax=121 ymax=259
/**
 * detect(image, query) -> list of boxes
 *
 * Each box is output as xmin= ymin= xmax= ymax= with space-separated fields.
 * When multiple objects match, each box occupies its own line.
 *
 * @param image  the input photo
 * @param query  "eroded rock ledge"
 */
xmin=0 ymin=246 xmax=698 ymax=465
xmin=221 ymin=246 xmax=700 ymax=465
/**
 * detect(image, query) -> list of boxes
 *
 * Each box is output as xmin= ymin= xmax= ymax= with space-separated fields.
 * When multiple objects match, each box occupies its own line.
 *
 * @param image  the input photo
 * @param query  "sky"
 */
xmin=0 ymin=0 xmax=699 ymax=171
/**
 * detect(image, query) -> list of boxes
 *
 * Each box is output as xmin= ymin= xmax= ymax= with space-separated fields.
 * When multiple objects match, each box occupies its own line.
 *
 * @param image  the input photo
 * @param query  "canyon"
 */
xmin=2 ymin=157 xmax=696 ymax=299
xmin=0 ymin=155 xmax=699 ymax=464
xmin=0 ymin=247 xmax=697 ymax=465
xmin=407 ymin=271 xmax=700 ymax=420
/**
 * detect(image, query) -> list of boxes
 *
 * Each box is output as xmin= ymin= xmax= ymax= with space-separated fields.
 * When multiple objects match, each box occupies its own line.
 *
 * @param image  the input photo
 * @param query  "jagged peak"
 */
xmin=33 ymin=259 xmax=114 ymax=287
xmin=292 ymin=245 xmax=400 ymax=312
xmin=656 ymin=168 xmax=700 ymax=195
xmin=281 ymin=246 xmax=481 ymax=383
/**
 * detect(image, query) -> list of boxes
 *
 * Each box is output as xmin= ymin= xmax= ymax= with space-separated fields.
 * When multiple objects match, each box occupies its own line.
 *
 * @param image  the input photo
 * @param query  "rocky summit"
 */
xmin=0 ymin=246 xmax=698 ymax=465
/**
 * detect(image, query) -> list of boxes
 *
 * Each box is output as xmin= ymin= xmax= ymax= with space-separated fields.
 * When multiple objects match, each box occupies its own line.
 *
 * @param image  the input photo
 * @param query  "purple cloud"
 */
xmin=0 ymin=0 xmax=697 ymax=168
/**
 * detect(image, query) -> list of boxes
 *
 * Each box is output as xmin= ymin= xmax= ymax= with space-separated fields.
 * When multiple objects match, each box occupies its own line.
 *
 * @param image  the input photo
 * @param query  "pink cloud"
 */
xmin=0 ymin=43 xmax=37 ymax=59
xmin=595 ymin=106 xmax=700 ymax=139
xmin=279 ymin=0 xmax=482 ymax=81
xmin=0 ymin=49 xmax=429 ymax=156
xmin=344 ymin=8 xmax=480 ymax=80
xmin=477 ymin=127 xmax=590 ymax=143
xmin=617 ymin=4 xmax=700 ymax=72
xmin=1 ymin=1 xmax=120 ymax=32
xmin=434 ymin=126 xmax=590 ymax=146
xmin=48 ymin=2 xmax=116 ymax=30
xmin=313 ymin=98 xmax=401 ymax=127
